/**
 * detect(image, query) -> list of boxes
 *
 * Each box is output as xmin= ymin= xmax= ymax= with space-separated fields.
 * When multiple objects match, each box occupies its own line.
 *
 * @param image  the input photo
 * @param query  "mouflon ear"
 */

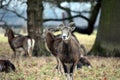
xmin=48 ymin=28 xmax=57 ymax=32
xmin=57 ymin=23 xmax=65 ymax=30
xmin=68 ymin=22 xmax=75 ymax=31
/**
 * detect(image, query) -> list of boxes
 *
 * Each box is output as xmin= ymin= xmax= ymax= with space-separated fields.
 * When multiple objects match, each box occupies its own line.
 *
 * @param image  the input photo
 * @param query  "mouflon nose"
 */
xmin=63 ymin=36 xmax=66 ymax=39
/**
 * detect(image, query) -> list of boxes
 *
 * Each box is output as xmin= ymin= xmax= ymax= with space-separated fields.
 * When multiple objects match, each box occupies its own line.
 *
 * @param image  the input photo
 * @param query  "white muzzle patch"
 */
xmin=62 ymin=34 xmax=69 ymax=40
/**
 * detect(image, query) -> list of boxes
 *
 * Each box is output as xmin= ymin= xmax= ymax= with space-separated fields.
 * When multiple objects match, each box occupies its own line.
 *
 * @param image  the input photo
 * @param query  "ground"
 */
xmin=0 ymin=31 xmax=120 ymax=80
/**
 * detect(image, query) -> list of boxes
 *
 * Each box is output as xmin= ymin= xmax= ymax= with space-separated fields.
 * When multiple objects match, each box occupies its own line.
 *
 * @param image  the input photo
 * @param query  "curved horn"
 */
xmin=68 ymin=22 xmax=75 ymax=27
xmin=57 ymin=23 xmax=65 ymax=30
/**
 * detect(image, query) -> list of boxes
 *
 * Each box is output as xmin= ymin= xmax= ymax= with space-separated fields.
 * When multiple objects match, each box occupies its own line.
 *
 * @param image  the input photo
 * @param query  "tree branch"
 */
xmin=43 ymin=14 xmax=89 ymax=22
xmin=57 ymin=2 xmax=91 ymax=14
xmin=4 ymin=7 xmax=27 ymax=21
xmin=73 ymin=0 xmax=101 ymax=35
xmin=0 ymin=0 xmax=12 ymax=8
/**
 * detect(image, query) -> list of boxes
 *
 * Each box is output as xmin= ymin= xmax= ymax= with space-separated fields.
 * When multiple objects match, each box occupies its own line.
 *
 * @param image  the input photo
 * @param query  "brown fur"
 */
xmin=57 ymin=26 xmax=81 ymax=80
xmin=5 ymin=28 xmax=33 ymax=57
xmin=44 ymin=30 xmax=61 ymax=56
xmin=0 ymin=60 xmax=15 ymax=73
xmin=57 ymin=36 xmax=81 ymax=72
xmin=77 ymin=57 xmax=92 ymax=68
xmin=56 ymin=22 xmax=91 ymax=80
xmin=43 ymin=28 xmax=62 ymax=72
xmin=43 ymin=27 xmax=92 ymax=78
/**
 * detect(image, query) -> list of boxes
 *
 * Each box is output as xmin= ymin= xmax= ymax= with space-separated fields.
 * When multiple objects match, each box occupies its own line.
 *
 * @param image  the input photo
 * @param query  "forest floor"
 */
xmin=0 ymin=31 xmax=120 ymax=80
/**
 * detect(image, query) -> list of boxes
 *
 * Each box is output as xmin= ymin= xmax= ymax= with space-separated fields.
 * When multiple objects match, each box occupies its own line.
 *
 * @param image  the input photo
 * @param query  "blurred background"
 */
xmin=0 ymin=0 xmax=100 ymax=33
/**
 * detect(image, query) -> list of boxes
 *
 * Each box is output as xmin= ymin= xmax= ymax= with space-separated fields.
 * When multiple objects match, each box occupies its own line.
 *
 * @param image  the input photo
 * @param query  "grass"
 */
xmin=0 ymin=34 xmax=7 ymax=42
xmin=0 ymin=31 xmax=120 ymax=80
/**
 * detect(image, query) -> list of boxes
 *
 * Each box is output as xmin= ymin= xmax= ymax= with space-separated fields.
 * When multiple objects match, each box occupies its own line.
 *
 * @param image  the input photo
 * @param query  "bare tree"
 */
xmin=44 ymin=0 xmax=100 ymax=35
xmin=0 ymin=0 xmax=100 ymax=56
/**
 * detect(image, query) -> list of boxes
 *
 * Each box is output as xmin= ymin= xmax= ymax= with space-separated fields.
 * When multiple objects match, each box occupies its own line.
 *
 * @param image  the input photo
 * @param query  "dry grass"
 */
xmin=0 ymin=31 xmax=120 ymax=80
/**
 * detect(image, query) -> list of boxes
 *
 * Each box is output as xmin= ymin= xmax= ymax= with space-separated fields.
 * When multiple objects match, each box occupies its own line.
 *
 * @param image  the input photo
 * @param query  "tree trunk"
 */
xmin=89 ymin=0 xmax=120 ymax=57
xmin=27 ymin=0 xmax=49 ymax=56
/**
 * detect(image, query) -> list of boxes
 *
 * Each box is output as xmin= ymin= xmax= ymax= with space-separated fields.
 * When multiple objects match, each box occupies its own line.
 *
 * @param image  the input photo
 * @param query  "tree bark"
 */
xmin=27 ymin=0 xmax=49 ymax=56
xmin=89 ymin=0 xmax=120 ymax=57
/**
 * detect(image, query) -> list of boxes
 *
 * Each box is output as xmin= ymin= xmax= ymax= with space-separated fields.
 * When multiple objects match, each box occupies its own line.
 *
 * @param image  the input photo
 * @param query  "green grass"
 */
xmin=0 ymin=34 xmax=7 ymax=42
xmin=0 ymin=31 xmax=120 ymax=80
